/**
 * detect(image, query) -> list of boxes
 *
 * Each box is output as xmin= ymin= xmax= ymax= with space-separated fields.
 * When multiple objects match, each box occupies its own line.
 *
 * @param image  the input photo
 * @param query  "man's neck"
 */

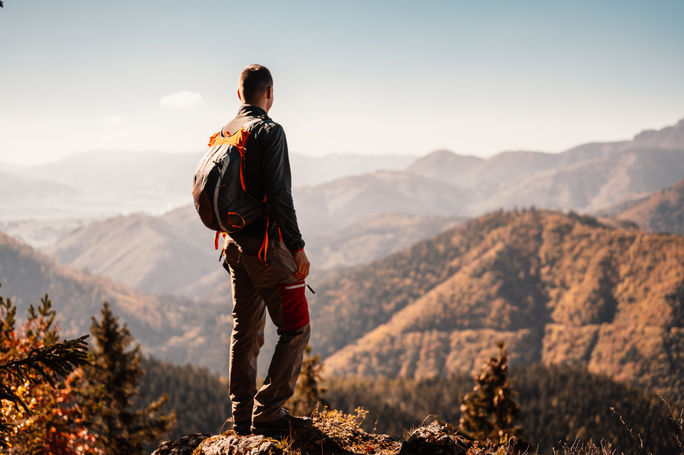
xmin=243 ymin=101 xmax=269 ymax=113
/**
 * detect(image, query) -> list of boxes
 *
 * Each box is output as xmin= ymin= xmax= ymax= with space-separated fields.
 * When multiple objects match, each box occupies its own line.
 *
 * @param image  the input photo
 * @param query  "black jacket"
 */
xmin=222 ymin=104 xmax=305 ymax=252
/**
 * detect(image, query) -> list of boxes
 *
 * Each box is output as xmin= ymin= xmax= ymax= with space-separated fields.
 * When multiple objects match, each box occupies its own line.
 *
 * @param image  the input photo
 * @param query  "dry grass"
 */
xmin=659 ymin=394 xmax=684 ymax=451
xmin=310 ymin=407 xmax=400 ymax=454
xmin=551 ymin=439 xmax=620 ymax=455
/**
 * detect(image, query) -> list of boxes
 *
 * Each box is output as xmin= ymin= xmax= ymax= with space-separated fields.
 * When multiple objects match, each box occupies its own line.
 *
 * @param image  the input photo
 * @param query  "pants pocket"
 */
xmin=279 ymin=281 xmax=309 ymax=331
xmin=223 ymin=239 xmax=242 ymax=268
xmin=270 ymin=240 xmax=297 ymax=274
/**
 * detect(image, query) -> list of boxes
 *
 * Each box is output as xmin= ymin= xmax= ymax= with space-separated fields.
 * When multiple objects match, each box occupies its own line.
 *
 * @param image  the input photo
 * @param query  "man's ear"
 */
xmin=267 ymin=85 xmax=273 ymax=100
xmin=237 ymin=89 xmax=243 ymax=102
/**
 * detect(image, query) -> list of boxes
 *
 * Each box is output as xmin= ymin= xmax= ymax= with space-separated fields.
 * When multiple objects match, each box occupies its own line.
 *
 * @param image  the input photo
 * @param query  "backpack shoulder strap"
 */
xmin=221 ymin=116 xmax=264 ymax=137
xmin=242 ymin=117 xmax=262 ymax=131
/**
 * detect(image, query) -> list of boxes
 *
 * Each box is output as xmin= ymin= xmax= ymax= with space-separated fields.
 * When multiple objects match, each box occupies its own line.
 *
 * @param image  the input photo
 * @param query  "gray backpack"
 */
xmin=192 ymin=118 xmax=264 ymax=234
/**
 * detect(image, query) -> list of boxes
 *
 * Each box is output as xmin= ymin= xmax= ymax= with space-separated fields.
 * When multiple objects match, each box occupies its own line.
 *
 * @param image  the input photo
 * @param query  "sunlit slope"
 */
xmin=49 ymin=206 xmax=218 ymax=297
xmin=612 ymin=176 xmax=684 ymax=235
xmin=312 ymin=210 xmax=683 ymax=397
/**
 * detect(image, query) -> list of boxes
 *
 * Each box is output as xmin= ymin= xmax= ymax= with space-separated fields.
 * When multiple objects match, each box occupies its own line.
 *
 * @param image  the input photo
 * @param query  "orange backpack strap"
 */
xmin=214 ymin=231 xmax=226 ymax=250
xmin=258 ymin=216 xmax=270 ymax=264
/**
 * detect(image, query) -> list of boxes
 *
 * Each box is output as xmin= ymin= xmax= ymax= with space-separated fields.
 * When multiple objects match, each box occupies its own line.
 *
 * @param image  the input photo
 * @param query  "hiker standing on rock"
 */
xmin=197 ymin=64 xmax=311 ymax=436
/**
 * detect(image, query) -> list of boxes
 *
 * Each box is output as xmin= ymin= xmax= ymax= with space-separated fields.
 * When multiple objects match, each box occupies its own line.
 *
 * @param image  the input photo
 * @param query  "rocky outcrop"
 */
xmin=398 ymin=423 xmax=472 ymax=455
xmin=152 ymin=411 xmax=513 ymax=455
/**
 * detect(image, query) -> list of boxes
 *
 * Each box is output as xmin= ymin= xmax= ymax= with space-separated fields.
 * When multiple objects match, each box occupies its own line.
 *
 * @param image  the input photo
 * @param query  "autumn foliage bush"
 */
xmin=0 ymin=291 xmax=96 ymax=454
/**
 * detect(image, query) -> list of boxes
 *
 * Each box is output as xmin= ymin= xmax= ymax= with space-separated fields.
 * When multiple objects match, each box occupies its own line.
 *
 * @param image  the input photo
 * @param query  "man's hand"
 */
xmin=292 ymin=249 xmax=310 ymax=280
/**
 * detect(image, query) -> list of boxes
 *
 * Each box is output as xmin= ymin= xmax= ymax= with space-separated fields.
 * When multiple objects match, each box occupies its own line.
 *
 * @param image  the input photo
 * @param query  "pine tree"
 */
xmin=0 ymin=287 xmax=95 ymax=453
xmin=78 ymin=302 xmax=175 ymax=454
xmin=459 ymin=341 xmax=525 ymax=446
xmin=285 ymin=345 xmax=329 ymax=416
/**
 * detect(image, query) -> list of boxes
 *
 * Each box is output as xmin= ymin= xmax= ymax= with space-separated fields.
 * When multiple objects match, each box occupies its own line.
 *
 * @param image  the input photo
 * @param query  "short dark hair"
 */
xmin=239 ymin=64 xmax=273 ymax=104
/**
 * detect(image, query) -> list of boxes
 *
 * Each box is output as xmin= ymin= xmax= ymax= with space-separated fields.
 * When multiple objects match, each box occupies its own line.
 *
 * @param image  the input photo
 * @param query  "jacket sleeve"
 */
xmin=259 ymin=123 xmax=305 ymax=251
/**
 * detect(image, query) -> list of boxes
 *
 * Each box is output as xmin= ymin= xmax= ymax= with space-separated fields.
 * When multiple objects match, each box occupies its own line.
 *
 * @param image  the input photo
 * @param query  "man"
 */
xmin=220 ymin=64 xmax=311 ymax=436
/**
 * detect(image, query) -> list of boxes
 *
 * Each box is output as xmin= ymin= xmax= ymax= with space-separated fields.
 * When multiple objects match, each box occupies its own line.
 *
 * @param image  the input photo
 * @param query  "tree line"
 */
xmin=322 ymin=356 xmax=682 ymax=454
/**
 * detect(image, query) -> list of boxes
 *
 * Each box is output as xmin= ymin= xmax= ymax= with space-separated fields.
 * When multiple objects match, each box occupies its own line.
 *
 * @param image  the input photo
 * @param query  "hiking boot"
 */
xmin=234 ymin=424 xmax=252 ymax=436
xmin=252 ymin=409 xmax=311 ymax=438
xmin=221 ymin=417 xmax=251 ymax=436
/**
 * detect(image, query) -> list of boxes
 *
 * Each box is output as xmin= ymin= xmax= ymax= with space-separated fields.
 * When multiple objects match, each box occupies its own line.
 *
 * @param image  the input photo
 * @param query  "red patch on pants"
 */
xmin=280 ymin=281 xmax=309 ymax=330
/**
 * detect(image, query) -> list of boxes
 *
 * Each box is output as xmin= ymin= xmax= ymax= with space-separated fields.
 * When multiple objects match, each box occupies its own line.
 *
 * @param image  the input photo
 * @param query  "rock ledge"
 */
xmin=152 ymin=410 xmax=513 ymax=455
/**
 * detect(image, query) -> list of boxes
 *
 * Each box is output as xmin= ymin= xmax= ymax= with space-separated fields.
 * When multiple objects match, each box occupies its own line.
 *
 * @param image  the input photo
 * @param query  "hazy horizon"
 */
xmin=1 ymin=114 xmax=682 ymax=168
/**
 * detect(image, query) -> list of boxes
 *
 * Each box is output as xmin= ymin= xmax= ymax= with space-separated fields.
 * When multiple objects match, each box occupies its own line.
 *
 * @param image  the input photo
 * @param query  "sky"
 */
xmin=1 ymin=0 xmax=683 ymax=165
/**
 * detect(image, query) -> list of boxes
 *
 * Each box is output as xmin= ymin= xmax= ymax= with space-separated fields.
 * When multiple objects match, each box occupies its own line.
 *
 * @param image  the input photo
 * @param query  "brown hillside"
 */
xmin=49 ymin=207 xmax=219 ymax=297
xmin=311 ymin=210 xmax=683 ymax=398
xmin=614 ymin=177 xmax=684 ymax=235
xmin=0 ymin=231 xmax=229 ymax=372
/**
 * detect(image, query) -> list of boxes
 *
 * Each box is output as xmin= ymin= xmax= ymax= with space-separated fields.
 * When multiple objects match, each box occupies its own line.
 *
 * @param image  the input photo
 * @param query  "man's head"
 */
xmin=238 ymin=64 xmax=274 ymax=112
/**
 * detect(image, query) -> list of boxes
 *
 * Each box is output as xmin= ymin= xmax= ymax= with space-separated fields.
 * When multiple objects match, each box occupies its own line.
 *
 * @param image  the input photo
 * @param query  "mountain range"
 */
xmin=286 ymin=118 xmax=684 ymax=234
xmin=409 ymin=119 xmax=684 ymax=213
xmin=3 ymin=117 xmax=684 ymax=235
xmin=2 ymin=117 xmax=684 ymax=401
xmin=3 ymin=207 xmax=683 ymax=400
xmin=309 ymin=209 xmax=683 ymax=400
xmin=48 ymin=205 xmax=463 ymax=298
xmin=19 ymin=117 xmax=681 ymax=303
xmin=0 ymin=151 xmax=414 ymax=224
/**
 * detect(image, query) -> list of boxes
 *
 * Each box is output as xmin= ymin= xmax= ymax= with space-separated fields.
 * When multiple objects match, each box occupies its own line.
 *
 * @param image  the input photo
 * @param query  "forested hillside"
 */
xmin=310 ymin=209 xmax=684 ymax=399
xmin=325 ymin=364 xmax=681 ymax=455
xmin=138 ymin=357 xmax=230 ymax=438
xmin=135 ymin=351 xmax=682 ymax=455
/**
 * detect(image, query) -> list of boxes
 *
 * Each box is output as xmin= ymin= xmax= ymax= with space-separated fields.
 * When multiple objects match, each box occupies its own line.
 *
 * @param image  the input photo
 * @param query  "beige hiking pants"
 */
xmin=222 ymin=236 xmax=310 ymax=429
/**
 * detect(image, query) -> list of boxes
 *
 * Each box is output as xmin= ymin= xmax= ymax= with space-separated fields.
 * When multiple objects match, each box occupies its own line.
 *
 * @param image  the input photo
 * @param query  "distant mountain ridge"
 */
xmin=291 ymin=153 xmax=416 ymax=186
xmin=631 ymin=118 xmax=684 ymax=149
xmin=308 ymin=209 xmax=683 ymax=399
xmin=3 ymin=117 xmax=683 ymax=228
xmin=0 ymin=151 xmax=415 ymax=222
xmin=2 ymin=115 xmax=683 ymax=261
xmin=287 ymin=117 xmax=684 ymax=232
xmin=293 ymin=170 xmax=471 ymax=233
xmin=49 ymin=205 xmax=463 ymax=298
xmin=408 ymin=118 xmax=684 ymax=214
xmin=0 ymin=170 xmax=80 ymax=221
xmin=605 ymin=176 xmax=684 ymax=236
